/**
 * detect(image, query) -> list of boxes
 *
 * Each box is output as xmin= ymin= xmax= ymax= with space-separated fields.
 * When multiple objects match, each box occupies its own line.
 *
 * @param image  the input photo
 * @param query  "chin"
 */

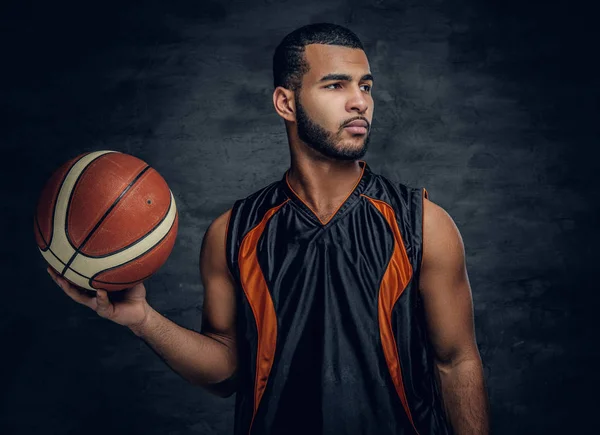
xmin=339 ymin=139 xmax=367 ymax=151
xmin=332 ymin=144 xmax=368 ymax=160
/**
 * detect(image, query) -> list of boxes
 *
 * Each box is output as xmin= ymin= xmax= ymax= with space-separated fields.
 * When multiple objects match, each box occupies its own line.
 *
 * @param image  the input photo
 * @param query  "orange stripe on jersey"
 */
xmin=238 ymin=200 xmax=289 ymax=434
xmin=361 ymin=194 xmax=421 ymax=435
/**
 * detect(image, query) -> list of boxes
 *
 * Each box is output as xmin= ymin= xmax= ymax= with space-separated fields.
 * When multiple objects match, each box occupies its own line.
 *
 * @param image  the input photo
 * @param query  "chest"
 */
xmin=254 ymin=209 xmax=399 ymax=293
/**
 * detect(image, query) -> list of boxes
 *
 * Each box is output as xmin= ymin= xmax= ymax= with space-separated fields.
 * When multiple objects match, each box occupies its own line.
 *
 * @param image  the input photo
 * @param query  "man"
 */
xmin=49 ymin=23 xmax=490 ymax=435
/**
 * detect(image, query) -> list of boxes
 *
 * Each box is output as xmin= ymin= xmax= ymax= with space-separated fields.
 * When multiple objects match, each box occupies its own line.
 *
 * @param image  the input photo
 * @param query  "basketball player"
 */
xmin=49 ymin=23 xmax=490 ymax=435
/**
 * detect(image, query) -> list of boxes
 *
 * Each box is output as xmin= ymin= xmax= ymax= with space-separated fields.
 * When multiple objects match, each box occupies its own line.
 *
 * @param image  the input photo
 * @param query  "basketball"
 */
xmin=34 ymin=150 xmax=179 ymax=292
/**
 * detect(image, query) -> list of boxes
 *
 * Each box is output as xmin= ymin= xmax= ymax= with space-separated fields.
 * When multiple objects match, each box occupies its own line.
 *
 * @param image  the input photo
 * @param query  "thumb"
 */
xmin=95 ymin=289 xmax=114 ymax=318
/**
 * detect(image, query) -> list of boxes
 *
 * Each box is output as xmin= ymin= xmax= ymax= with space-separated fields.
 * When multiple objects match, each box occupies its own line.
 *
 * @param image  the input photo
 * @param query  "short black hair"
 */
xmin=272 ymin=23 xmax=365 ymax=91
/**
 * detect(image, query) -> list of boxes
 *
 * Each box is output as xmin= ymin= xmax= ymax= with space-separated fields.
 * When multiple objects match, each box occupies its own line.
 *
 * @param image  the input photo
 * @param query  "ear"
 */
xmin=272 ymin=86 xmax=296 ymax=122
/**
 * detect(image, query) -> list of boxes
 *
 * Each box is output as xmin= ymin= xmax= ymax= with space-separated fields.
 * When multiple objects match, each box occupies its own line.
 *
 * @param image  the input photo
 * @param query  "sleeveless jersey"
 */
xmin=225 ymin=161 xmax=451 ymax=435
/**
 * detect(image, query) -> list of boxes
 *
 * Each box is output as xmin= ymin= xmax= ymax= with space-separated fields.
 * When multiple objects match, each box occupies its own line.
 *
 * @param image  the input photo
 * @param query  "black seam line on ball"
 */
xmin=63 ymin=152 xmax=118 ymax=254
xmin=59 ymin=259 xmax=155 ymax=285
xmin=87 ymin=210 xmax=177 ymax=288
xmin=35 ymin=214 xmax=50 ymax=251
xmin=61 ymin=165 xmax=152 ymax=276
xmin=44 ymin=247 xmax=70 ymax=269
xmin=89 ymin=271 xmax=155 ymax=288
xmin=79 ymin=188 xmax=172 ymax=259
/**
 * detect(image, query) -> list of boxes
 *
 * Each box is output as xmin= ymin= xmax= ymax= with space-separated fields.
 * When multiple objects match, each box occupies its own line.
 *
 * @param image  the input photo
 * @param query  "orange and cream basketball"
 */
xmin=34 ymin=150 xmax=178 ymax=291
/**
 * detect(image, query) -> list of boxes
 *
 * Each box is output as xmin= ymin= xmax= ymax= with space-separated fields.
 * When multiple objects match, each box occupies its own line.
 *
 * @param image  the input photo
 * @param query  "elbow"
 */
xmin=434 ymin=347 xmax=482 ymax=373
xmin=202 ymin=371 xmax=238 ymax=398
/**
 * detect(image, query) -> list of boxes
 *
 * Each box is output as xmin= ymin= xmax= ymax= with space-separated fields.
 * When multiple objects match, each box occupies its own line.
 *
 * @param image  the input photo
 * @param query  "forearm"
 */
xmin=435 ymin=356 xmax=490 ymax=435
xmin=129 ymin=303 xmax=237 ymax=395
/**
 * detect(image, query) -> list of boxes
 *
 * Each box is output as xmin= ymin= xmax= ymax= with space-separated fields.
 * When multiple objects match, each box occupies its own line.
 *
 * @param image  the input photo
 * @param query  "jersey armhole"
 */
xmin=224 ymin=208 xmax=236 ymax=282
xmin=225 ymin=200 xmax=242 ymax=285
xmin=419 ymin=187 xmax=428 ymax=274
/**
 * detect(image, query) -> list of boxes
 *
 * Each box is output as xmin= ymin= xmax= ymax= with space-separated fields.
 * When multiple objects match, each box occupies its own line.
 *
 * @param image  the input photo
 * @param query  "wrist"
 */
xmin=129 ymin=302 xmax=156 ymax=337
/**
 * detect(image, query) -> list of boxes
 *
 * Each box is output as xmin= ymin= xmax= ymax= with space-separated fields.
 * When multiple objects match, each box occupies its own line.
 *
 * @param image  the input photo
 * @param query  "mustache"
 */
xmin=340 ymin=116 xmax=371 ymax=130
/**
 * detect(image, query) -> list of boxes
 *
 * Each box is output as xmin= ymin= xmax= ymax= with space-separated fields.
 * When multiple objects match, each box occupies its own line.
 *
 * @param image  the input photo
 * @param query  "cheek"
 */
xmin=312 ymin=96 xmax=345 ymax=128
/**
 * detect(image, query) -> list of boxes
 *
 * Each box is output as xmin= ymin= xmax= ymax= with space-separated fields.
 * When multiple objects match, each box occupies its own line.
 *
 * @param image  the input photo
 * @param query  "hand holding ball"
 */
xmin=35 ymin=150 xmax=178 ymax=292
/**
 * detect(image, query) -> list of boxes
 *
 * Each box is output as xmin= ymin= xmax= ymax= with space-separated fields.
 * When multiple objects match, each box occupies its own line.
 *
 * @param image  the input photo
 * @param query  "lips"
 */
xmin=344 ymin=119 xmax=369 ymax=135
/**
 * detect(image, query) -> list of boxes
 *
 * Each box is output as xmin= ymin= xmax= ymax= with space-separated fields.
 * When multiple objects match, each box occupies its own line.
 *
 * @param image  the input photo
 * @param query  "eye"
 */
xmin=360 ymin=84 xmax=372 ymax=92
xmin=325 ymin=83 xmax=342 ymax=89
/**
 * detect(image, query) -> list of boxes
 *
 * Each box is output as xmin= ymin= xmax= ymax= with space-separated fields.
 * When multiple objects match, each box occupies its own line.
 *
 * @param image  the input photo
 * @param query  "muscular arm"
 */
xmin=130 ymin=209 xmax=238 ymax=397
xmin=419 ymin=198 xmax=490 ymax=434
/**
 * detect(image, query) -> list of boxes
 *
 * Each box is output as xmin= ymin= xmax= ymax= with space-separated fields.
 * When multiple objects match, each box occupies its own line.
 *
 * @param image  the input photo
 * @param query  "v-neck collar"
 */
xmin=281 ymin=160 xmax=372 ymax=227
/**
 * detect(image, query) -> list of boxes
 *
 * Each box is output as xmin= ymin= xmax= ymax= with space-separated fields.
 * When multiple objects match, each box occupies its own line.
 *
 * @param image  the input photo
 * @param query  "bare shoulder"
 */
xmin=200 ymin=208 xmax=233 ymax=275
xmin=423 ymin=197 xmax=460 ymax=236
xmin=204 ymin=208 xmax=233 ymax=246
xmin=199 ymin=208 xmax=237 ymax=360
xmin=422 ymin=197 xmax=466 ymax=270
xmin=419 ymin=198 xmax=479 ymax=367
xmin=209 ymin=208 xmax=233 ymax=236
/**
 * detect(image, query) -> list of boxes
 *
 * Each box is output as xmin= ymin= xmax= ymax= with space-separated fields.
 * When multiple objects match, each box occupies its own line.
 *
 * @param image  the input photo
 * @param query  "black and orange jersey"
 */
xmin=225 ymin=161 xmax=451 ymax=435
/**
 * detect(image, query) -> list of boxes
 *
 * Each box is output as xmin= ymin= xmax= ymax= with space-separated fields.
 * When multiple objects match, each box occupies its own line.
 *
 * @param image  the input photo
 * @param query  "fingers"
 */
xmin=125 ymin=282 xmax=146 ymax=300
xmin=94 ymin=289 xmax=115 ymax=318
xmin=47 ymin=266 xmax=96 ymax=310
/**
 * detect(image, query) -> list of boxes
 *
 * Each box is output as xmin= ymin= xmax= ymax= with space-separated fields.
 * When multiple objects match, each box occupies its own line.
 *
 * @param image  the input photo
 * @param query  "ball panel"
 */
xmin=68 ymin=191 xmax=178 ymax=282
xmin=67 ymin=152 xmax=148 ymax=249
xmin=80 ymin=167 xmax=171 ymax=257
xmin=34 ymin=154 xmax=83 ymax=250
xmin=37 ymin=151 xmax=179 ymax=291
xmin=48 ymin=151 xmax=118 ymax=269
xmin=90 ymin=212 xmax=179 ymax=291
xmin=91 ymin=277 xmax=146 ymax=292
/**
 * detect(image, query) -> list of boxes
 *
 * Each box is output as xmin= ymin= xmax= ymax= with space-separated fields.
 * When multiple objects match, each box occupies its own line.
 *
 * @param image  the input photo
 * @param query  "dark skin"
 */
xmin=420 ymin=197 xmax=491 ymax=434
xmin=275 ymin=44 xmax=374 ymax=222
xmin=49 ymin=209 xmax=237 ymax=397
xmin=49 ymin=43 xmax=490 ymax=432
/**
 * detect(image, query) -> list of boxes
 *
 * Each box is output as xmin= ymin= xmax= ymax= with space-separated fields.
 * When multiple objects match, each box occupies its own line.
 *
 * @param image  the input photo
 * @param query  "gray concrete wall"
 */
xmin=1 ymin=0 xmax=597 ymax=433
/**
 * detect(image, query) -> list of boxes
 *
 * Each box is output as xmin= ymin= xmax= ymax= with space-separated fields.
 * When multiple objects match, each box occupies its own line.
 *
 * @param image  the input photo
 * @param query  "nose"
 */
xmin=346 ymin=86 xmax=369 ymax=114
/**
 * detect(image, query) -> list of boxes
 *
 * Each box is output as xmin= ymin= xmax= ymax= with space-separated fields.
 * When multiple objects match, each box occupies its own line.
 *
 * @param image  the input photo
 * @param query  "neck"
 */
xmin=286 ymin=152 xmax=364 ymax=212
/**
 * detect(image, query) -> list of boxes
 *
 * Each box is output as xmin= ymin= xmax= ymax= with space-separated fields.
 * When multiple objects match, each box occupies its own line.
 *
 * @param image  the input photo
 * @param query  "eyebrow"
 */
xmin=318 ymin=73 xmax=374 ymax=83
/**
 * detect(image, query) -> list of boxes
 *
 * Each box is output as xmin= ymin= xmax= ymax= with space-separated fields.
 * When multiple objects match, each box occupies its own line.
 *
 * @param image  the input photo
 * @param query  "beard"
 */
xmin=295 ymin=94 xmax=371 ymax=161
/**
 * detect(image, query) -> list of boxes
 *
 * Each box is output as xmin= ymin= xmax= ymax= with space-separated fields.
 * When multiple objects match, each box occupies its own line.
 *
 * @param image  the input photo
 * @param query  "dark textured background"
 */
xmin=1 ymin=0 xmax=598 ymax=434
